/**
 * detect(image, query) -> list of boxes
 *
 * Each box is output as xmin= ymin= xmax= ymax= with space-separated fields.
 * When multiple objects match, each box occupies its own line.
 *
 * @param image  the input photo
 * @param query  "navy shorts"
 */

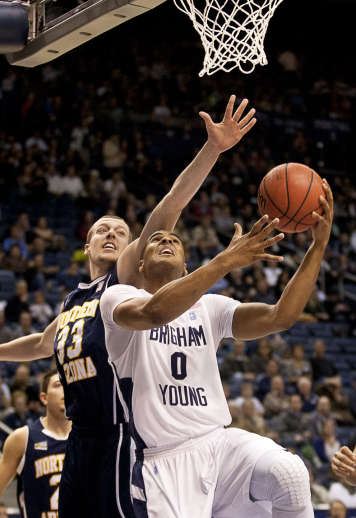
xmin=58 ymin=422 xmax=134 ymax=518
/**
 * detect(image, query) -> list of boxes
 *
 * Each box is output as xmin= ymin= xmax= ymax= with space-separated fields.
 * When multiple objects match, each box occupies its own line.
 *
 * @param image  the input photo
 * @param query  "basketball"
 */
xmin=257 ymin=163 xmax=324 ymax=233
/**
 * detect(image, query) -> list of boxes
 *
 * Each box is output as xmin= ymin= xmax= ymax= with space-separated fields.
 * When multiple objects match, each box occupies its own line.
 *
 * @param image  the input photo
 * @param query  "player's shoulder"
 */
xmin=4 ymin=425 xmax=28 ymax=456
xmin=200 ymin=293 xmax=241 ymax=310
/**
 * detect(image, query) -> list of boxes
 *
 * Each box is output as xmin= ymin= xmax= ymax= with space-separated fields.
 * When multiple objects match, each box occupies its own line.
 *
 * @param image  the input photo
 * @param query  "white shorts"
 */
xmin=131 ymin=427 xmax=284 ymax=518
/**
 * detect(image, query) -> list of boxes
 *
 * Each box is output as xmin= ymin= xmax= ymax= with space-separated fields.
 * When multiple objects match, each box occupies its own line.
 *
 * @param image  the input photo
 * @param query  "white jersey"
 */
xmin=100 ymin=284 xmax=240 ymax=450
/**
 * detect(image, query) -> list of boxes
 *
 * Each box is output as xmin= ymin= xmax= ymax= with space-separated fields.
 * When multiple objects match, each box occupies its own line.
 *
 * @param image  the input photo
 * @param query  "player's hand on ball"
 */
xmin=199 ymin=94 xmax=256 ymax=153
xmin=222 ymin=215 xmax=284 ymax=269
xmin=331 ymin=446 xmax=356 ymax=486
xmin=311 ymin=179 xmax=333 ymax=247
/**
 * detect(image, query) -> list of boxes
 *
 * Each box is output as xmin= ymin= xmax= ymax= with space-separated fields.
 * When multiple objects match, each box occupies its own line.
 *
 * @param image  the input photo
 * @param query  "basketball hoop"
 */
xmin=172 ymin=0 xmax=285 ymax=76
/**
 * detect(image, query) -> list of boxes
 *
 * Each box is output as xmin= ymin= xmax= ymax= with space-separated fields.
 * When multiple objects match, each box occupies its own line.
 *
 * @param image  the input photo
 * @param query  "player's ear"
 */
xmin=138 ymin=259 xmax=144 ymax=273
xmin=84 ymin=243 xmax=89 ymax=255
xmin=39 ymin=392 xmax=48 ymax=407
xmin=183 ymin=263 xmax=188 ymax=276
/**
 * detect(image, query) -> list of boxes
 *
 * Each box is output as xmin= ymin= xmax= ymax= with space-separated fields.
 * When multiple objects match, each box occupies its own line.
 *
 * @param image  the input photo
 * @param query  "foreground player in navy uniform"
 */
xmin=0 ymin=96 xmax=256 ymax=517
xmin=0 ymin=369 xmax=70 ymax=518
xmin=100 ymin=180 xmax=333 ymax=518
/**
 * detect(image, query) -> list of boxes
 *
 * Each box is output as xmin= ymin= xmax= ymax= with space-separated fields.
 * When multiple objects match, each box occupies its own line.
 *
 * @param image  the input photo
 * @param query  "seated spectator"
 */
xmin=0 ymin=311 xmax=14 ymax=343
xmin=2 ymin=244 xmax=27 ymax=276
xmin=10 ymin=362 xmax=40 ymax=402
xmin=313 ymin=419 xmax=341 ymax=465
xmin=219 ymin=339 xmax=254 ymax=385
xmin=0 ymin=375 xmax=11 ymax=413
xmin=307 ymin=395 xmax=333 ymax=438
xmin=29 ymin=290 xmax=53 ymax=329
xmin=3 ymin=224 xmax=27 ymax=259
xmin=57 ymin=262 xmax=82 ymax=291
xmin=13 ymin=311 xmax=37 ymax=337
xmin=323 ymin=379 xmax=355 ymax=426
xmin=310 ymin=339 xmax=338 ymax=382
xmin=328 ymin=500 xmax=347 ymax=518
xmin=309 ymin=466 xmax=331 ymax=507
xmin=255 ymin=358 xmax=279 ymax=400
xmin=5 ymin=279 xmax=30 ymax=323
xmin=249 ymin=338 xmax=273 ymax=375
xmin=287 ymin=343 xmax=312 ymax=385
xmin=233 ymin=400 xmax=269 ymax=436
xmin=103 ymin=171 xmax=127 ymax=204
xmin=299 ymin=287 xmax=330 ymax=322
xmin=33 ymin=217 xmax=55 ymax=248
xmin=3 ymin=390 xmax=29 ymax=429
xmin=297 ymin=376 xmax=319 ymax=413
xmin=77 ymin=210 xmax=94 ymax=243
xmin=46 ymin=163 xmax=63 ymax=196
xmin=61 ymin=165 xmax=84 ymax=198
xmin=24 ymin=253 xmax=47 ymax=291
xmin=230 ymin=381 xmax=264 ymax=416
xmin=102 ymin=134 xmax=126 ymax=170
xmin=191 ymin=215 xmax=221 ymax=259
xmin=263 ymin=375 xmax=290 ymax=419
xmin=269 ymin=394 xmax=311 ymax=448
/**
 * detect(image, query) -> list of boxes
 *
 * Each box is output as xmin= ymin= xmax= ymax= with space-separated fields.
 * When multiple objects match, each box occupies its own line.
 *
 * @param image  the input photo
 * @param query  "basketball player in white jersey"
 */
xmin=0 ymin=369 xmax=70 ymax=517
xmin=100 ymin=179 xmax=333 ymax=518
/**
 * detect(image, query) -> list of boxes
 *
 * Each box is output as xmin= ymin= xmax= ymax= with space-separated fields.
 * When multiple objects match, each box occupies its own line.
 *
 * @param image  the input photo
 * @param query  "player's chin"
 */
xmin=99 ymin=250 xmax=120 ymax=262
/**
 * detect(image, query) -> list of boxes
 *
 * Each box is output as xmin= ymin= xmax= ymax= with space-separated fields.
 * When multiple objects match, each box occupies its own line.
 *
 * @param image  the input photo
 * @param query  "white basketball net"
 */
xmin=172 ymin=0 xmax=285 ymax=76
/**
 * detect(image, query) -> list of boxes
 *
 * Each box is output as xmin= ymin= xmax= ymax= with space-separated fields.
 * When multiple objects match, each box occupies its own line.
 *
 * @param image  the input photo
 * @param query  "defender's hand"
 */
xmin=221 ymin=215 xmax=284 ymax=270
xmin=331 ymin=446 xmax=356 ymax=486
xmin=312 ymin=179 xmax=333 ymax=247
xmin=199 ymin=94 xmax=256 ymax=154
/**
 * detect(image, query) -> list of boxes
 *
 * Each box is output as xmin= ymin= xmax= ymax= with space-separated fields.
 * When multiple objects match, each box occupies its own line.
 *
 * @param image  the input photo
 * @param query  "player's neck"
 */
xmin=89 ymin=262 xmax=112 ymax=281
xmin=143 ymin=273 xmax=178 ymax=294
xmin=42 ymin=413 xmax=71 ymax=438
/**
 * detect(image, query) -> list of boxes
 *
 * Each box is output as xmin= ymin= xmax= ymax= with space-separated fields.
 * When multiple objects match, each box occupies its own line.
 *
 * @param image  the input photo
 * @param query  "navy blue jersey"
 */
xmin=54 ymin=268 xmax=124 ymax=426
xmin=17 ymin=418 xmax=67 ymax=518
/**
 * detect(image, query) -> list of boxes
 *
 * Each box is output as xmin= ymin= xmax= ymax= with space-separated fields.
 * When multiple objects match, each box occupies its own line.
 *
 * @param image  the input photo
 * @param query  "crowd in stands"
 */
xmin=0 ymin=9 xmax=355 ymax=513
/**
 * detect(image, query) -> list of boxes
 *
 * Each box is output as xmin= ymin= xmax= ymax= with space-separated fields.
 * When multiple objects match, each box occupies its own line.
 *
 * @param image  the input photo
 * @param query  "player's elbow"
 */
xmin=37 ymin=335 xmax=54 ymax=358
xmin=272 ymin=305 xmax=296 ymax=332
xmin=142 ymin=301 xmax=171 ymax=328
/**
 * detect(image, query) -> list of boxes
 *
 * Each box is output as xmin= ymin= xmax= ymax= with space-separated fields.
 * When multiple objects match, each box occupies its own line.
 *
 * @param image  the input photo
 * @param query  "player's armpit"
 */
xmin=38 ymin=316 xmax=59 ymax=357
xmin=232 ymin=302 xmax=288 ymax=340
xmin=0 ymin=427 xmax=28 ymax=495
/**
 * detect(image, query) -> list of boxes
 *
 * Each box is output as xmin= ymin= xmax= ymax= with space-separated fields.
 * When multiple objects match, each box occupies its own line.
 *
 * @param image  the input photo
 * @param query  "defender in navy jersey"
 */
xmin=0 ymin=96 xmax=257 ymax=518
xmin=0 ymin=370 xmax=70 ymax=518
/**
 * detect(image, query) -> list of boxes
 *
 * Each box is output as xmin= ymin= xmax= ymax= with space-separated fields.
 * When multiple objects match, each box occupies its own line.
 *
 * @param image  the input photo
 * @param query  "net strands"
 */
xmin=173 ymin=0 xmax=284 ymax=76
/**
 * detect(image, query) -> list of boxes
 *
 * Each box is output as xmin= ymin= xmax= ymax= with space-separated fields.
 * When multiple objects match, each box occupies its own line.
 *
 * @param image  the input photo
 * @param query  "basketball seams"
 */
xmin=281 ymin=169 xmax=314 ymax=231
xmin=295 ymin=202 xmax=323 ymax=231
xmin=262 ymin=177 xmax=285 ymax=216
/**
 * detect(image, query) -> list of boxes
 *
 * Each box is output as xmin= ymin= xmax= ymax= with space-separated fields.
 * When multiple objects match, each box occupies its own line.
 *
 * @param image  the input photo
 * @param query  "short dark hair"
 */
xmin=41 ymin=369 xmax=59 ymax=394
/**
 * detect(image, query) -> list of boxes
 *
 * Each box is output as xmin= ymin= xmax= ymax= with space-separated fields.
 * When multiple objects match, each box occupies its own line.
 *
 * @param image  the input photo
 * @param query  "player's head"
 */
xmin=329 ymin=500 xmax=347 ymax=518
xmin=40 ymin=370 xmax=66 ymax=419
xmin=0 ymin=501 xmax=7 ymax=518
xmin=85 ymin=216 xmax=131 ymax=272
xmin=139 ymin=231 xmax=187 ymax=281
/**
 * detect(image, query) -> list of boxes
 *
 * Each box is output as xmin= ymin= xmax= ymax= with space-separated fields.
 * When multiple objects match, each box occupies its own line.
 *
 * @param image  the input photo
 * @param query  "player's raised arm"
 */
xmin=0 ymin=427 xmax=28 ymax=495
xmin=0 ymin=316 xmax=58 ymax=361
xmin=102 ymin=216 xmax=284 ymax=331
xmin=232 ymin=180 xmax=333 ymax=341
xmin=117 ymin=94 xmax=256 ymax=286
